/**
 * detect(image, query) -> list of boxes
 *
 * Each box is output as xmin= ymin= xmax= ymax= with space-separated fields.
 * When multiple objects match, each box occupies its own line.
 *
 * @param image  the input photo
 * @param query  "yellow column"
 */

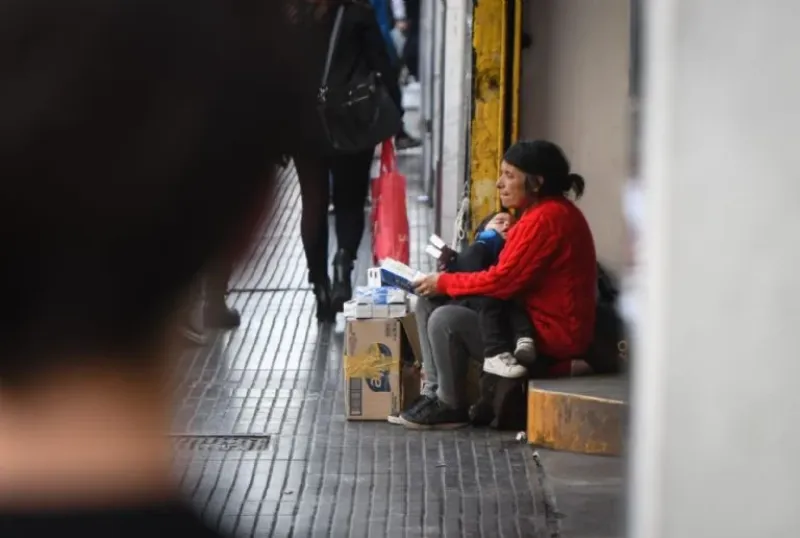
xmin=469 ymin=0 xmax=522 ymax=230
xmin=470 ymin=0 xmax=505 ymax=230
xmin=511 ymin=0 xmax=522 ymax=143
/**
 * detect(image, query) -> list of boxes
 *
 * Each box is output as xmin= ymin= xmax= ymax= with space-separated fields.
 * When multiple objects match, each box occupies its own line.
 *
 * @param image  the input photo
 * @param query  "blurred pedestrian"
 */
xmin=370 ymin=0 xmax=421 ymax=149
xmin=0 ymin=0 xmax=321 ymax=535
xmin=400 ymin=0 xmax=420 ymax=83
xmin=295 ymin=0 xmax=403 ymax=322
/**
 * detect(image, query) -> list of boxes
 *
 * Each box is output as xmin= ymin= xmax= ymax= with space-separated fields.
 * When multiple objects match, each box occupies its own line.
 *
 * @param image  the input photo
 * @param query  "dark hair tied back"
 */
xmin=567 ymin=173 xmax=585 ymax=199
xmin=503 ymin=140 xmax=586 ymax=200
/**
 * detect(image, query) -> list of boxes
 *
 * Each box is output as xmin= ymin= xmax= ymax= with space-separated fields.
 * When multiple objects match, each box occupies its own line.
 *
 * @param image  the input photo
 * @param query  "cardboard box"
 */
xmin=343 ymin=315 xmax=422 ymax=420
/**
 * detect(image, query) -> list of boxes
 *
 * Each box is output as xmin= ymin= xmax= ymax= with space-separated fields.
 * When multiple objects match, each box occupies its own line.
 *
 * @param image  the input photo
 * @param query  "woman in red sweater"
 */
xmin=401 ymin=140 xmax=597 ymax=429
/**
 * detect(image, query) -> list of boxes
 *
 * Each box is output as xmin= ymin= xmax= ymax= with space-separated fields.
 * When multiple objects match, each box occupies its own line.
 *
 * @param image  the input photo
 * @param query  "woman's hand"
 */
xmin=413 ymin=273 xmax=441 ymax=298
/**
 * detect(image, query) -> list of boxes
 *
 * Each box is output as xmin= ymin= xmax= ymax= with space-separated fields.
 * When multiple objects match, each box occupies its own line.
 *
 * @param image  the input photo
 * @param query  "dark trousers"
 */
xmin=403 ymin=0 xmax=421 ymax=79
xmin=384 ymin=49 xmax=407 ymax=136
xmin=403 ymin=24 xmax=419 ymax=80
xmin=385 ymin=56 xmax=404 ymax=113
xmin=473 ymin=296 xmax=533 ymax=357
xmin=443 ymin=296 xmax=534 ymax=358
xmin=206 ymin=255 xmax=233 ymax=310
xmin=294 ymin=149 xmax=374 ymax=283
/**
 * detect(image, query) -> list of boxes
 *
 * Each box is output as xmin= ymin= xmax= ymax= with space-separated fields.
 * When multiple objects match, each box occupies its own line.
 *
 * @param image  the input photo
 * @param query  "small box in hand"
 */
xmin=426 ymin=234 xmax=458 ymax=271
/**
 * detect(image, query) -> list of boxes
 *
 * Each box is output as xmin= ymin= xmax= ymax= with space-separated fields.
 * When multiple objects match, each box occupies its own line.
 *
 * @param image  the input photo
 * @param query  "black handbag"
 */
xmin=469 ymin=373 xmax=528 ymax=431
xmin=317 ymin=4 xmax=403 ymax=154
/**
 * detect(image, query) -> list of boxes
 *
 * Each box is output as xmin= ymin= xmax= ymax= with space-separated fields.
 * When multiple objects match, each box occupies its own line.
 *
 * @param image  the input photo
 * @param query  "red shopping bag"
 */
xmin=371 ymin=140 xmax=410 ymax=265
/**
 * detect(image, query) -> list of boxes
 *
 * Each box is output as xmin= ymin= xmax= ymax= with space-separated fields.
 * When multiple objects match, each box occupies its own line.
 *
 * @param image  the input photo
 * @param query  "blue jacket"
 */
xmin=444 ymin=229 xmax=506 ymax=273
xmin=370 ymin=0 xmax=398 ymax=65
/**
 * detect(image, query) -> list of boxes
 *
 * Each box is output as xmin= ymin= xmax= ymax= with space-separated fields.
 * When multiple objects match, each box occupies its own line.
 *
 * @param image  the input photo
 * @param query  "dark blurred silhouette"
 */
xmin=0 ymin=0 xmax=328 ymax=535
xmin=206 ymin=259 xmax=241 ymax=329
xmin=294 ymin=0 xmax=402 ymax=323
xmin=400 ymin=0 xmax=420 ymax=82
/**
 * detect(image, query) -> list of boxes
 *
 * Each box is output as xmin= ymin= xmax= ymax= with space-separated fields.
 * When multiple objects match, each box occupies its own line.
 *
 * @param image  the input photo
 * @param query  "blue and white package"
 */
xmin=354 ymin=286 xmax=407 ymax=305
xmin=378 ymin=258 xmax=421 ymax=294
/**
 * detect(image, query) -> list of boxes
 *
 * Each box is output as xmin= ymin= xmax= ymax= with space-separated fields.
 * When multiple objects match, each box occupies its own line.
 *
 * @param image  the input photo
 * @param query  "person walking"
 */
xmin=370 ymin=0 xmax=421 ymax=149
xmin=0 ymin=0 xmax=318 ymax=535
xmin=400 ymin=0 xmax=420 ymax=82
xmin=295 ymin=0 xmax=403 ymax=322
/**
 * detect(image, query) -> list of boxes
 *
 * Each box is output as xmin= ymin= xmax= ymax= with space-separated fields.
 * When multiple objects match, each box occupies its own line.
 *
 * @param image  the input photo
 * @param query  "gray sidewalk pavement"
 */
xmin=168 ymin=85 xmax=623 ymax=537
xmin=170 ymin=156 xmax=555 ymax=537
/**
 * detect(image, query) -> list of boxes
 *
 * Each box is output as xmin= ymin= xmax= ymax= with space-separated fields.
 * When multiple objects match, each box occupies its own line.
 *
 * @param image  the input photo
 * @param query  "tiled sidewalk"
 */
xmin=172 ymin=159 xmax=550 ymax=537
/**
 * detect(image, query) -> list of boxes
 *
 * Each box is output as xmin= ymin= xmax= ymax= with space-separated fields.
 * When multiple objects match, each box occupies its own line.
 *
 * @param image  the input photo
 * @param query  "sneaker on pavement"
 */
xmin=205 ymin=305 xmax=241 ymax=330
xmin=483 ymin=352 xmax=527 ymax=379
xmin=514 ymin=337 xmax=536 ymax=363
xmin=388 ymin=393 xmax=436 ymax=425
xmin=395 ymin=131 xmax=421 ymax=150
xmin=400 ymin=397 xmax=469 ymax=430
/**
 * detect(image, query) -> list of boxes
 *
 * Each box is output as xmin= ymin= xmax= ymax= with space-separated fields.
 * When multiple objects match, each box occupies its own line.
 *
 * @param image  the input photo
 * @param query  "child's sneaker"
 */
xmin=514 ymin=337 xmax=536 ymax=363
xmin=483 ymin=352 xmax=527 ymax=379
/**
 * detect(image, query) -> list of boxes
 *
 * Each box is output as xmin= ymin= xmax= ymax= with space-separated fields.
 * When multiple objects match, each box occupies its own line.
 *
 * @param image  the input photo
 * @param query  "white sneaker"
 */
xmin=483 ymin=352 xmax=527 ymax=379
xmin=514 ymin=337 xmax=536 ymax=363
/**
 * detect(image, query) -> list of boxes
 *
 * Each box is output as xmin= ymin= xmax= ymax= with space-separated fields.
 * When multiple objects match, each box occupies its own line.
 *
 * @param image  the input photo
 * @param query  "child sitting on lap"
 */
xmin=438 ymin=211 xmax=534 ymax=379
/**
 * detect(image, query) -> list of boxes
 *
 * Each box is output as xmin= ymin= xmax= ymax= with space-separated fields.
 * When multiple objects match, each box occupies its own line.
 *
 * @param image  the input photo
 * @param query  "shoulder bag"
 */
xmin=317 ymin=4 xmax=403 ymax=154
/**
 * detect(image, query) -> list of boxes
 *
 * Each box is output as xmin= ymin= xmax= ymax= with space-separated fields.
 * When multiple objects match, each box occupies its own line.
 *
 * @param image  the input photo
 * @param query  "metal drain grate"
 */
xmin=171 ymin=435 xmax=270 ymax=452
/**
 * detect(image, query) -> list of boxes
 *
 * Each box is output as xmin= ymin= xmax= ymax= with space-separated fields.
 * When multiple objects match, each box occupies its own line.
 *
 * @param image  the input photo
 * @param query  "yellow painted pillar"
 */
xmin=510 ymin=0 xmax=522 ymax=143
xmin=469 ymin=0 xmax=522 ymax=230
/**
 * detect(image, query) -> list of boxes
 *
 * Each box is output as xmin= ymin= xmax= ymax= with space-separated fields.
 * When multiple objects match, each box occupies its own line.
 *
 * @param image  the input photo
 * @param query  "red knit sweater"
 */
xmin=437 ymin=197 xmax=597 ymax=373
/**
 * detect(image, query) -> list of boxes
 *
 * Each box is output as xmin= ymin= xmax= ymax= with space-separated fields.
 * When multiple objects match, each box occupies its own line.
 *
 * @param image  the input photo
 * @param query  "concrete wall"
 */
xmin=519 ymin=0 xmax=630 ymax=273
xmin=629 ymin=1 xmax=800 ymax=536
xmin=437 ymin=0 xmax=472 ymax=245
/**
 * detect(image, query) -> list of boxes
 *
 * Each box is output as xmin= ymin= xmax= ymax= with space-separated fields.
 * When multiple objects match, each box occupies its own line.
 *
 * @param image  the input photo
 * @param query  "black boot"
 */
xmin=206 ymin=302 xmax=241 ymax=329
xmin=331 ymin=249 xmax=353 ymax=313
xmin=313 ymin=276 xmax=335 ymax=323
xmin=396 ymin=129 xmax=422 ymax=150
xmin=205 ymin=259 xmax=240 ymax=329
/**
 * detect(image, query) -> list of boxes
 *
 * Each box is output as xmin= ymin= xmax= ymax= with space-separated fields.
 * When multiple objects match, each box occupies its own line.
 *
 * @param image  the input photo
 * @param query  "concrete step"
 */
xmin=527 ymin=375 xmax=628 ymax=456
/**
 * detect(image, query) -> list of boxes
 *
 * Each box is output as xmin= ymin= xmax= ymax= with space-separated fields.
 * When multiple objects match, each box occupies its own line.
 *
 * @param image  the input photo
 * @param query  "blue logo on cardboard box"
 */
xmin=365 ymin=343 xmax=392 ymax=393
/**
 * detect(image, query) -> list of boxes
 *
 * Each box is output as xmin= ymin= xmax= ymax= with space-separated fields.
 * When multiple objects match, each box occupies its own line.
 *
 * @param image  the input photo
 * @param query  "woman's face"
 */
xmin=496 ymin=161 xmax=533 ymax=209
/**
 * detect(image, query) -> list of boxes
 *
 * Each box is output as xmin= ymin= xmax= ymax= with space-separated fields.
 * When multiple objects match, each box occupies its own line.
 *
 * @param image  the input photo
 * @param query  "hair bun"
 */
xmin=567 ymin=173 xmax=585 ymax=199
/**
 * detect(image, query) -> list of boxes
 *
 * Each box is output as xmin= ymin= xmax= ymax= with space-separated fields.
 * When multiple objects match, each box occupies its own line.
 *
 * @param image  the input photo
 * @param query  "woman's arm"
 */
xmin=436 ymin=211 xmax=561 ymax=299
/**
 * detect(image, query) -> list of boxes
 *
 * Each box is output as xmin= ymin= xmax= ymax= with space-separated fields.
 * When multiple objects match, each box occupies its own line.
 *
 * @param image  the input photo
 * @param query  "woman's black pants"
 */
xmin=294 ymin=149 xmax=374 ymax=284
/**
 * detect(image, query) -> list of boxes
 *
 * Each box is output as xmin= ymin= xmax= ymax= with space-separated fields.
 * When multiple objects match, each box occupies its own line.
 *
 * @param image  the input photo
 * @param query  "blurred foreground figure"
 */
xmin=0 ymin=0 xmax=324 ymax=536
